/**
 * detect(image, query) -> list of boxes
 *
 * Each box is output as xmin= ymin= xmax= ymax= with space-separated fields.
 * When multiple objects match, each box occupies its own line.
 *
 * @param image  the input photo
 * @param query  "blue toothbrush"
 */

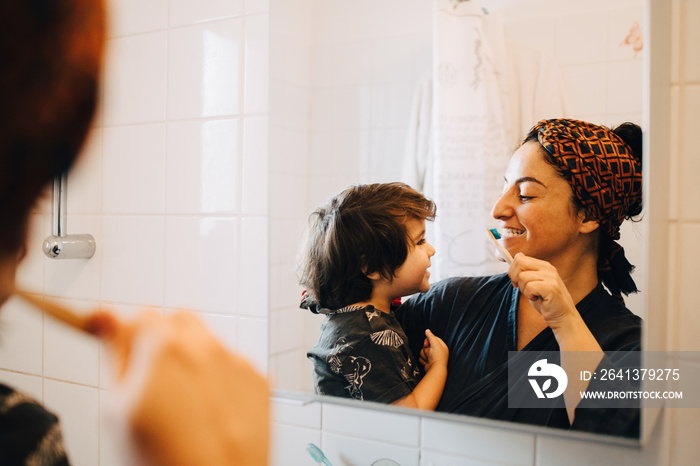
xmin=307 ymin=443 xmax=333 ymax=466
xmin=486 ymin=228 xmax=513 ymax=264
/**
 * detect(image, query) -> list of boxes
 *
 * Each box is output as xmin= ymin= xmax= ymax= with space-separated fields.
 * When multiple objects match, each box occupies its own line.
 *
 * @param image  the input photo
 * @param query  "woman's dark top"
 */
xmin=396 ymin=273 xmax=642 ymax=437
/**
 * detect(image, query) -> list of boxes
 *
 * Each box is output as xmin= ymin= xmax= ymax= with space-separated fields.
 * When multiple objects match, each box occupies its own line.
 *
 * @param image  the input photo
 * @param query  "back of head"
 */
xmin=0 ymin=0 xmax=106 ymax=261
xmin=298 ymin=182 xmax=436 ymax=312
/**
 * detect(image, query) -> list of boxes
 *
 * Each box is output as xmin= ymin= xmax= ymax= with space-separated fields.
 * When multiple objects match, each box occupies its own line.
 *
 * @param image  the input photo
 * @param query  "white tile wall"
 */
xmin=0 ymin=1 xmax=270 ymax=464
xmin=167 ymin=19 xmax=243 ymax=120
xmin=103 ymin=33 xmax=167 ymax=125
xmin=165 ymin=119 xmax=240 ymax=214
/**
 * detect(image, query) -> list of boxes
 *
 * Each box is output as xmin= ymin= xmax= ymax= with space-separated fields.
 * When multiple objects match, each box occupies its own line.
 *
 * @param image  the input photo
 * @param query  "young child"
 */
xmin=299 ymin=182 xmax=448 ymax=410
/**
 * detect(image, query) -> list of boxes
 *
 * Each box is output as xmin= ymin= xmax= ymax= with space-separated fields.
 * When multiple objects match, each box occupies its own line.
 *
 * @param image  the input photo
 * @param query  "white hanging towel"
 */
xmin=402 ymin=1 xmax=568 ymax=280
xmin=428 ymin=0 xmax=511 ymax=280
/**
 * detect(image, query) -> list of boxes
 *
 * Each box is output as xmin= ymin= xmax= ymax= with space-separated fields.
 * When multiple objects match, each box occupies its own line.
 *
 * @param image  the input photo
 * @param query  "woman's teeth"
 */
xmin=501 ymin=228 xmax=524 ymax=238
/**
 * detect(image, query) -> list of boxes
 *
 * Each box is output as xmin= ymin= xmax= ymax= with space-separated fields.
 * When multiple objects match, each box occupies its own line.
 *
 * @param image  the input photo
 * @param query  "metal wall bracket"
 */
xmin=43 ymin=173 xmax=96 ymax=259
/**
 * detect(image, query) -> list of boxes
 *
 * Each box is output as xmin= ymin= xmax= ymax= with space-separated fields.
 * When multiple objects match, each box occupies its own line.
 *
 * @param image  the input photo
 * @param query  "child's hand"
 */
xmin=419 ymin=329 xmax=448 ymax=372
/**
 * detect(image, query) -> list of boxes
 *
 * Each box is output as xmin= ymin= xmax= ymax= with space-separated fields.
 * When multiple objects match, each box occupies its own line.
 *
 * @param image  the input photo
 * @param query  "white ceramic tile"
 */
xmin=270 ymin=348 xmax=309 ymax=392
xmin=681 ymin=85 xmax=700 ymax=221
xmin=310 ymin=45 xmax=334 ymax=88
xmin=366 ymin=128 xmax=407 ymax=182
xmin=370 ymin=81 xmax=413 ymax=129
xmin=0 ymin=296 xmax=44 ymax=375
xmin=323 ymin=403 xmax=420 ymax=446
xmin=165 ymin=119 xmax=240 ymax=215
xmin=678 ymin=223 xmax=700 ymax=351
xmin=308 ymin=130 xmax=361 ymax=177
xmin=100 ymin=215 xmax=165 ymax=306
xmin=420 ymin=449 xmax=497 ymax=466
xmin=274 ymin=81 xmax=310 ymax=132
xmin=554 ymin=12 xmax=609 ymax=66
xmin=193 ymin=312 xmax=238 ymax=353
xmin=238 ymin=317 xmax=269 ymax=373
xmin=268 ymin=0 xmax=312 ymax=45
xmin=268 ymin=216 xmax=306 ymax=265
xmin=334 ymin=85 xmax=371 ymax=130
xmin=43 ymin=380 xmax=99 ymax=466
xmin=306 ymin=173 xmax=361 ymax=209
xmin=271 ymin=424 xmax=321 ymax=466
xmin=671 ymin=0 xmax=682 ymax=84
xmin=246 ymin=0 xmax=269 ymax=15
xmin=107 ymin=0 xmax=168 ymax=37
xmin=269 ymin=262 xmax=305 ymax=311
xmin=268 ymin=172 xmax=308 ymax=222
xmin=68 ymin=128 xmax=103 ymax=215
xmin=668 ymin=361 xmax=700 ymax=463
xmin=0 ymin=370 xmax=43 ymax=401
xmin=536 ymin=434 xmax=646 ymax=466
xmin=16 ymin=213 xmax=48 ymax=292
xmin=242 ymin=116 xmax=270 ymax=215
xmin=303 ymin=312 xmax=324 ymax=349
xmin=271 ymin=395 xmax=321 ymax=427
xmin=170 ymin=0 xmax=243 ymax=27
xmin=607 ymin=60 xmax=644 ymax=114
xmin=322 ymin=432 xmax=420 ymax=466
xmin=310 ymin=88 xmax=335 ymax=132
xmin=270 ymin=34 xmax=310 ymax=86
xmin=102 ymin=123 xmax=166 ymax=214
xmin=665 ymin=223 xmax=679 ymax=352
xmin=422 ymin=418 xmax=535 ymax=466
xmin=43 ymin=298 xmax=100 ymax=387
xmin=167 ymin=19 xmax=243 ymax=120
xmin=559 ymin=64 xmax=607 ymax=117
xmin=684 ymin=0 xmax=700 ymax=82
xmin=504 ymin=18 xmax=555 ymax=56
xmin=608 ymin=7 xmax=645 ymax=61
xmin=269 ymin=308 xmax=304 ymax=354
xmin=332 ymin=41 xmax=372 ymax=86
xmin=244 ymin=14 xmax=270 ymax=115
xmin=268 ymin=128 xmax=302 ymax=175
xmin=43 ymin=216 xmax=101 ymax=300
xmin=669 ymin=85 xmax=680 ymax=221
xmin=103 ymin=33 xmax=167 ymax=125
xmin=239 ymin=217 xmax=269 ymax=317
xmin=164 ymin=216 xmax=238 ymax=314
xmin=371 ymin=36 xmax=416 ymax=84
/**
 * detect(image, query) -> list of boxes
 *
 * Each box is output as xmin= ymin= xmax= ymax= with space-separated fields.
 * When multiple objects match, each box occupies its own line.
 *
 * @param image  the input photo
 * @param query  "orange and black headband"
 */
xmin=526 ymin=119 xmax=642 ymax=240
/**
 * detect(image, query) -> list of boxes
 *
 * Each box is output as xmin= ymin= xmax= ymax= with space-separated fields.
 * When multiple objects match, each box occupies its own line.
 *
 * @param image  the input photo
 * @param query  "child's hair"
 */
xmin=298 ymin=182 xmax=436 ymax=312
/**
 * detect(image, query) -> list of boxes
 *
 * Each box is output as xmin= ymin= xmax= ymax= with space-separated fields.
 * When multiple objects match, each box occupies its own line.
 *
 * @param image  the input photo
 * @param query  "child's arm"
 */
xmin=391 ymin=329 xmax=448 ymax=410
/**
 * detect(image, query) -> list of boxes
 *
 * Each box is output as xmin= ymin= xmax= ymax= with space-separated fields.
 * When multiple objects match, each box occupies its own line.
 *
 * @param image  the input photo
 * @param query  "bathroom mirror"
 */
xmin=269 ymin=0 xmax=664 ymax=444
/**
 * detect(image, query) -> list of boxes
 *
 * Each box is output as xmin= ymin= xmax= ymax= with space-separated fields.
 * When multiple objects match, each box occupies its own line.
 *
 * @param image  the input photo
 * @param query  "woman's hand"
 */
xmin=507 ymin=253 xmax=580 ymax=333
xmin=100 ymin=310 xmax=270 ymax=466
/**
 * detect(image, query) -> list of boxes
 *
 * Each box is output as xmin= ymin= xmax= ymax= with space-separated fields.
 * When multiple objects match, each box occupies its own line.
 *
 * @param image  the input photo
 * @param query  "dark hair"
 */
xmin=298 ymin=182 xmax=436 ymax=312
xmin=0 ymin=0 xmax=106 ymax=261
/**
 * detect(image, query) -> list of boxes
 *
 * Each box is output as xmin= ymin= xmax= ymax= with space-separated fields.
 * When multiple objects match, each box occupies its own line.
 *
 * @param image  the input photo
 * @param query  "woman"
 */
xmin=397 ymin=119 xmax=643 ymax=437
xmin=0 ymin=1 xmax=269 ymax=464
